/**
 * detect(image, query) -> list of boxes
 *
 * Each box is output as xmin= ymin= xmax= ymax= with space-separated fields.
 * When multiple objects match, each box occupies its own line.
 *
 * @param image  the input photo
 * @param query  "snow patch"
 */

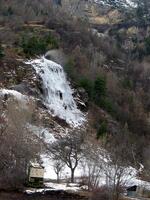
xmin=41 ymin=154 xmax=83 ymax=180
xmin=28 ymin=125 xmax=56 ymax=144
xmin=94 ymin=0 xmax=137 ymax=8
xmin=45 ymin=182 xmax=80 ymax=191
xmin=25 ymin=183 xmax=81 ymax=194
xmin=0 ymin=89 xmax=29 ymax=108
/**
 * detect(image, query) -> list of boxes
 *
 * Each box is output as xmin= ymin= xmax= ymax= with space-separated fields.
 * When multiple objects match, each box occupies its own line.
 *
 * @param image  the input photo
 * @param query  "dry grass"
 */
xmin=89 ymin=9 xmax=122 ymax=25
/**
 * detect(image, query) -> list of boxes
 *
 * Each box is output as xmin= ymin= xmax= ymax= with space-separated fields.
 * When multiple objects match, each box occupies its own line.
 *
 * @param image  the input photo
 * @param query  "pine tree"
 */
xmin=94 ymin=76 xmax=106 ymax=104
xmin=0 ymin=44 xmax=4 ymax=59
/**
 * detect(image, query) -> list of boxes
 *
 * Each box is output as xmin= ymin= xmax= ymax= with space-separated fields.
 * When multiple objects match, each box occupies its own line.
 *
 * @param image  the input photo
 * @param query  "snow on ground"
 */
xmin=94 ymin=0 xmax=137 ymax=8
xmin=42 ymin=155 xmax=84 ymax=180
xmin=1 ymin=89 xmax=149 ymax=191
xmin=42 ymin=152 xmax=150 ymax=191
xmin=126 ymin=0 xmax=137 ymax=8
xmin=45 ymin=182 xmax=80 ymax=191
xmin=25 ymin=57 xmax=85 ymax=127
xmin=25 ymin=183 xmax=81 ymax=194
xmin=28 ymin=125 xmax=56 ymax=144
xmin=0 ymin=89 xmax=30 ymax=108
xmin=0 ymin=89 xmax=28 ymax=101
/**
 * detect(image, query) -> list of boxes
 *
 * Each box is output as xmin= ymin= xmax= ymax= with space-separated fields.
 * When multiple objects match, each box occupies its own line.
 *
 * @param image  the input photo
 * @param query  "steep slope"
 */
xmin=26 ymin=57 xmax=85 ymax=126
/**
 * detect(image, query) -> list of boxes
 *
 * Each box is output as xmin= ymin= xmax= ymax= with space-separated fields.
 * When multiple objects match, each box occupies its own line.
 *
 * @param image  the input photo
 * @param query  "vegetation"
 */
xmin=0 ymin=0 xmax=150 ymax=195
xmin=0 ymin=97 xmax=41 ymax=189
xmin=96 ymin=121 xmax=107 ymax=139
xmin=78 ymin=78 xmax=93 ymax=99
xmin=0 ymin=43 xmax=4 ymax=59
xmin=48 ymin=129 xmax=85 ymax=183
xmin=20 ymin=34 xmax=59 ymax=57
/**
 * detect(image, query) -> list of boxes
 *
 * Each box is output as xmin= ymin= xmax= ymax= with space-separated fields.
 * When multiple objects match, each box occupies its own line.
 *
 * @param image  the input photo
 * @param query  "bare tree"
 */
xmin=81 ymin=142 xmax=103 ymax=190
xmin=0 ymin=93 xmax=41 ymax=189
xmin=82 ymin=131 xmax=136 ymax=200
xmin=102 ymin=132 xmax=136 ymax=200
xmin=48 ymin=129 xmax=84 ymax=183
xmin=53 ymin=159 xmax=65 ymax=183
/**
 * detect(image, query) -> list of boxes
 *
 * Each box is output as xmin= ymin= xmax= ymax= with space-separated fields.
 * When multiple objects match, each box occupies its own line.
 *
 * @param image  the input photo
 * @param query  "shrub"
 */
xmin=20 ymin=34 xmax=59 ymax=57
xmin=91 ymin=187 xmax=110 ymax=200
xmin=99 ymin=97 xmax=114 ymax=114
xmin=46 ymin=34 xmax=59 ymax=49
xmin=21 ymin=36 xmax=46 ymax=56
xmin=94 ymin=76 xmax=106 ymax=104
xmin=2 ymin=6 xmax=13 ymax=16
xmin=97 ymin=121 xmax=107 ymax=139
xmin=145 ymin=37 xmax=150 ymax=55
xmin=78 ymin=77 xmax=93 ymax=99
xmin=0 ymin=43 xmax=4 ymax=59
xmin=64 ymin=58 xmax=76 ymax=80
xmin=122 ymin=78 xmax=133 ymax=89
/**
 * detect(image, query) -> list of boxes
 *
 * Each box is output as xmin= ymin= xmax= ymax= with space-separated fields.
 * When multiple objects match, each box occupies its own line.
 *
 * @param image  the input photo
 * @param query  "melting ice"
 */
xmin=26 ymin=57 xmax=85 ymax=126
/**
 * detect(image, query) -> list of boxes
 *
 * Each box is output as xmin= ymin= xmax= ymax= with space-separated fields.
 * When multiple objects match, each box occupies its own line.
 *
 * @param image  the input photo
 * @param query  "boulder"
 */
xmin=45 ymin=49 xmax=67 ymax=66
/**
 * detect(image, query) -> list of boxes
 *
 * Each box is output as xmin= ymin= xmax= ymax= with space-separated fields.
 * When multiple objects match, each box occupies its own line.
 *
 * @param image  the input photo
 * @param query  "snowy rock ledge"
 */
xmin=0 ymin=89 xmax=30 ymax=108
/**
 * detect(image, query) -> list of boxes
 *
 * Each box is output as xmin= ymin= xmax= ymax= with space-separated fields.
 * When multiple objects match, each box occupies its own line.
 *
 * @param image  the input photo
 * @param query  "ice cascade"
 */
xmin=26 ymin=57 xmax=85 ymax=126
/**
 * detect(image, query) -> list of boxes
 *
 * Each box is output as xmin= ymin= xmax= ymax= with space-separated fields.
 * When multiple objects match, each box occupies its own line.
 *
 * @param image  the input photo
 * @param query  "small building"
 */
xmin=28 ymin=162 xmax=44 ymax=187
xmin=127 ymin=185 xmax=150 ymax=198
xmin=127 ymin=185 xmax=137 ymax=197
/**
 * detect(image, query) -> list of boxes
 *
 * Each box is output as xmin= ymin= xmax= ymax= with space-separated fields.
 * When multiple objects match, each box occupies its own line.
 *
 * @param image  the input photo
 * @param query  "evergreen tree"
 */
xmin=0 ymin=43 xmax=4 ymax=59
xmin=94 ymin=76 xmax=106 ymax=105
xmin=97 ymin=121 xmax=107 ymax=139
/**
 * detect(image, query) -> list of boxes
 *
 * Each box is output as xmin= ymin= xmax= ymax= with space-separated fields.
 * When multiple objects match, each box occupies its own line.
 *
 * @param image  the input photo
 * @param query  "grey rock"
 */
xmin=10 ymin=82 xmax=39 ymax=97
xmin=45 ymin=49 xmax=67 ymax=66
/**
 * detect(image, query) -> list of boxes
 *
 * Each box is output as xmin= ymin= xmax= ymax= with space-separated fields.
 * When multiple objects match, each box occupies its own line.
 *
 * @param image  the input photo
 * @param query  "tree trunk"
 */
xmin=57 ymin=173 xmax=60 ymax=183
xmin=71 ymin=169 xmax=75 ymax=183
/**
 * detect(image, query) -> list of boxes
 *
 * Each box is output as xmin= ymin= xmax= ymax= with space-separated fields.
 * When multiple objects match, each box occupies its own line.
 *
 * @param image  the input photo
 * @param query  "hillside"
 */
xmin=0 ymin=0 xmax=150 ymax=199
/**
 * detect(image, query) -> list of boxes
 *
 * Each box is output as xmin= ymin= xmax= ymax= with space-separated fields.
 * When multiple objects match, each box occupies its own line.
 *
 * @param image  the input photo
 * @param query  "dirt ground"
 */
xmin=0 ymin=190 xmax=89 ymax=200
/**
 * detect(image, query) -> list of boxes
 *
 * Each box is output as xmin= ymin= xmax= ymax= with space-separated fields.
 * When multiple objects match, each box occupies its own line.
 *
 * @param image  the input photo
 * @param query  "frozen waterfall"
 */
xmin=26 ymin=57 xmax=85 ymax=127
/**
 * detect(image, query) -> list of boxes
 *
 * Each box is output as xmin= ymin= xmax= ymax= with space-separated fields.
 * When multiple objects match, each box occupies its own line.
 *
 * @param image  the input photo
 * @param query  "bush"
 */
xmin=21 ymin=36 xmax=46 ymax=56
xmin=2 ymin=6 xmax=13 ymax=16
xmin=94 ymin=76 xmax=106 ymax=104
xmin=64 ymin=58 xmax=76 ymax=80
xmin=145 ymin=37 xmax=150 ymax=55
xmin=46 ymin=34 xmax=59 ymax=49
xmin=99 ymin=97 xmax=114 ymax=114
xmin=0 ymin=43 xmax=4 ymax=59
xmin=97 ymin=121 xmax=107 ymax=139
xmin=20 ymin=34 xmax=59 ymax=57
xmin=91 ymin=187 xmax=110 ymax=200
xmin=122 ymin=78 xmax=133 ymax=89
xmin=78 ymin=77 xmax=93 ymax=99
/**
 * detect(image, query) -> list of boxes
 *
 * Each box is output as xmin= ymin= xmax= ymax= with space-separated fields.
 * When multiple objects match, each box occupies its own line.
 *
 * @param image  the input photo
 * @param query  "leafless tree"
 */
xmin=82 ymin=132 xmax=136 ymax=200
xmin=53 ymin=159 xmax=65 ymax=183
xmin=48 ymin=129 xmax=85 ymax=183
xmin=0 ymin=93 xmax=41 ymax=189
xmin=102 ymin=132 xmax=136 ymax=200
xmin=81 ymin=142 xmax=103 ymax=190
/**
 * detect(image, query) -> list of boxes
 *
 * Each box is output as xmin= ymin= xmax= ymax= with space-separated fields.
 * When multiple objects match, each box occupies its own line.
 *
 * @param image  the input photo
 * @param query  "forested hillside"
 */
xmin=0 ymin=0 xmax=150 ymax=199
